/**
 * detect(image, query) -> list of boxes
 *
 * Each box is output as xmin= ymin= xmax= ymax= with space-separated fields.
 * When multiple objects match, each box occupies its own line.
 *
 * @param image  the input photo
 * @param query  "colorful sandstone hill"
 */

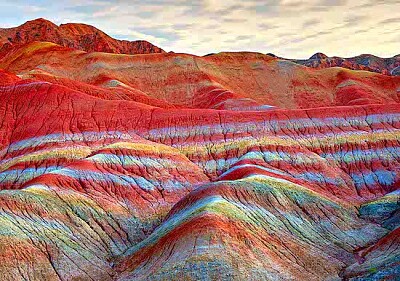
xmin=0 ymin=19 xmax=399 ymax=281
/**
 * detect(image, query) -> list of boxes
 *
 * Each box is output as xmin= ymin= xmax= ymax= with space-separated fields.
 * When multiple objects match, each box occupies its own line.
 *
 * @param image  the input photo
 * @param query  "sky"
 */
xmin=0 ymin=0 xmax=399 ymax=58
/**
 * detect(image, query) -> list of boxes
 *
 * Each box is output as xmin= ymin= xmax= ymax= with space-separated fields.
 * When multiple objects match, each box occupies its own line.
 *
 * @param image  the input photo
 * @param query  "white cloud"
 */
xmin=0 ymin=0 xmax=399 ymax=58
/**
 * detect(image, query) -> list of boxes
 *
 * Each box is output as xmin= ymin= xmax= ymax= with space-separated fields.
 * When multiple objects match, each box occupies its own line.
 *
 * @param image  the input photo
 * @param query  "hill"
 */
xmin=0 ymin=19 xmax=398 ymax=281
xmin=291 ymin=52 xmax=400 ymax=76
xmin=0 ymin=18 xmax=164 ymax=55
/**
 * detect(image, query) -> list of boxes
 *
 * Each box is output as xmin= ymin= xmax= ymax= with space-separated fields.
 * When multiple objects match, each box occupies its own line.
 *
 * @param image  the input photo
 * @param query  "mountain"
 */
xmin=291 ymin=52 xmax=400 ymax=76
xmin=0 ymin=43 xmax=399 ymax=110
xmin=0 ymin=19 xmax=399 ymax=281
xmin=0 ymin=18 xmax=165 ymax=55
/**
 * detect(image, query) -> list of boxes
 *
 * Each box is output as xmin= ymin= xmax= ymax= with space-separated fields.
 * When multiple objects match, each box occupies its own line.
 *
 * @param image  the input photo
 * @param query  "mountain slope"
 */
xmin=0 ymin=20 xmax=399 ymax=281
xmin=0 ymin=42 xmax=399 ymax=110
xmin=0 ymin=69 xmax=399 ymax=280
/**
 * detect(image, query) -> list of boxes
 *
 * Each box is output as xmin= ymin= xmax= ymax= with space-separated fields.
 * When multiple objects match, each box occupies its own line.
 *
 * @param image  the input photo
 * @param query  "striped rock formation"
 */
xmin=0 ymin=21 xmax=399 ymax=281
xmin=0 ymin=42 xmax=399 ymax=111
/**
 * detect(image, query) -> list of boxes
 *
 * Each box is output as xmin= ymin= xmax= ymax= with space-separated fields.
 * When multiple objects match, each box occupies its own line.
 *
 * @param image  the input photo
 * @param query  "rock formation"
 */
xmin=0 ymin=19 xmax=398 ymax=281
xmin=0 ymin=18 xmax=164 ymax=55
xmin=292 ymin=53 xmax=400 ymax=76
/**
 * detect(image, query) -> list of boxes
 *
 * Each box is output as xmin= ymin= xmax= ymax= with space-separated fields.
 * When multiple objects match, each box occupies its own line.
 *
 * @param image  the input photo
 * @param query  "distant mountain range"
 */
xmin=291 ymin=52 xmax=400 ymax=76
xmin=1 ymin=18 xmax=399 ymax=76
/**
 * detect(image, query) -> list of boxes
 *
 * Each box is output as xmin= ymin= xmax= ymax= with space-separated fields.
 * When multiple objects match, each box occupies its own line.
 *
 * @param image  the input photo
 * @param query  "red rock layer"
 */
xmin=0 ymin=18 xmax=164 ymax=55
xmin=0 ymin=43 xmax=399 ymax=110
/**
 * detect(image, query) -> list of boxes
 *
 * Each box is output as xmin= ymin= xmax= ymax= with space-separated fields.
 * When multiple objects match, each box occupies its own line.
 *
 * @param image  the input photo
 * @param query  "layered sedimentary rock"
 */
xmin=0 ymin=43 xmax=399 ymax=111
xmin=0 ymin=21 xmax=399 ymax=281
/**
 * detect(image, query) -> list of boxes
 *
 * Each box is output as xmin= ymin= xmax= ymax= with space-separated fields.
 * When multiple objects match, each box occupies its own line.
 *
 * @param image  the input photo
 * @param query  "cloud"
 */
xmin=302 ymin=19 xmax=320 ymax=28
xmin=380 ymin=17 xmax=400 ymax=25
xmin=280 ymin=0 xmax=305 ymax=7
xmin=307 ymin=30 xmax=332 ymax=39
xmin=130 ymin=26 xmax=182 ymax=41
xmin=223 ymin=18 xmax=246 ymax=23
xmin=236 ymin=35 xmax=253 ymax=41
xmin=172 ymin=23 xmax=194 ymax=30
xmin=384 ymin=35 xmax=400 ymax=44
xmin=258 ymin=22 xmax=279 ymax=29
xmin=344 ymin=14 xmax=369 ymax=24
xmin=318 ymin=0 xmax=348 ymax=5
xmin=0 ymin=0 xmax=399 ymax=58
